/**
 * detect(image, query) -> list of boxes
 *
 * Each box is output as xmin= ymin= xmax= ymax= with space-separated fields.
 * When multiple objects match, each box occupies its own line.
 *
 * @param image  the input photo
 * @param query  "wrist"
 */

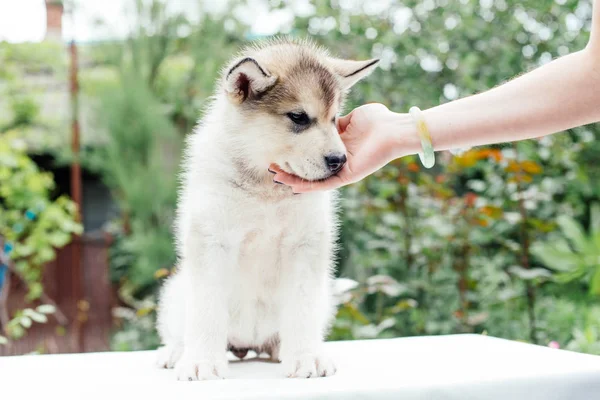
xmin=384 ymin=111 xmax=421 ymax=159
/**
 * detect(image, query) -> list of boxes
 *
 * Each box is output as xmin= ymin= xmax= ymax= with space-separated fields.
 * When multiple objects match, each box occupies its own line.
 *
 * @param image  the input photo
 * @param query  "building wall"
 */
xmin=45 ymin=1 xmax=63 ymax=42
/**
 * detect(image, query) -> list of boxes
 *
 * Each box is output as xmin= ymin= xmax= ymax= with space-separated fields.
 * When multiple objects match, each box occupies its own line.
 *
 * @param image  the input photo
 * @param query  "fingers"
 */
xmin=274 ymin=173 xmax=344 ymax=193
xmin=268 ymin=164 xmax=346 ymax=193
xmin=337 ymin=111 xmax=353 ymax=134
xmin=268 ymin=164 xmax=287 ymax=178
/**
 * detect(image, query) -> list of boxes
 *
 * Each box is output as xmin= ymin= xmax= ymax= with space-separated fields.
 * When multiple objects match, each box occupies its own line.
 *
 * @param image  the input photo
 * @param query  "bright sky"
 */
xmin=0 ymin=0 xmax=305 ymax=43
xmin=0 ymin=0 xmax=46 ymax=42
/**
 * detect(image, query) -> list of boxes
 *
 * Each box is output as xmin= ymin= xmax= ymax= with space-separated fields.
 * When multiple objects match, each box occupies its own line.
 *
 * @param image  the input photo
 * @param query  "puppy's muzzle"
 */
xmin=325 ymin=154 xmax=347 ymax=174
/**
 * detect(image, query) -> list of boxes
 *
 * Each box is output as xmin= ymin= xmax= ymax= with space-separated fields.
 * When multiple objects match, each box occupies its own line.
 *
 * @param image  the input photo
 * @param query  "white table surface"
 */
xmin=2 ymin=334 xmax=600 ymax=399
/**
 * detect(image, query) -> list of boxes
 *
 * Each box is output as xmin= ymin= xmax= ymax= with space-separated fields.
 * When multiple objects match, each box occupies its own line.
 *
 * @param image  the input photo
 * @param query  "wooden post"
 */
xmin=69 ymin=33 xmax=84 ymax=353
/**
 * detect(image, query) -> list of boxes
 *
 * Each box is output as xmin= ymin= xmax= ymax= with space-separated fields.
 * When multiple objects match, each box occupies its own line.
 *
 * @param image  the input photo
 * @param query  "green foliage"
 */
xmin=111 ymin=309 xmax=161 ymax=351
xmin=0 ymin=128 xmax=80 ymax=344
xmin=1 ymin=305 xmax=56 ymax=342
xmin=0 ymin=40 xmax=76 ymax=156
xmin=152 ymin=16 xmax=244 ymax=132
xmin=110 ymin=282 xmax=161 ymax=351
xmin=0 ymin=132 xmax=83 ymax=301
xmin=8 ymin=97 xmax=40 ymax=129
xmin=532 ymin=204 xmax=600 ymax=295
xmin=0 ymin=41 xmax=67 ymax=77
xmin=86 ymin=71 xmax=179 ymax=290
xmin=564 ymin=306 xmax=600 ymax=355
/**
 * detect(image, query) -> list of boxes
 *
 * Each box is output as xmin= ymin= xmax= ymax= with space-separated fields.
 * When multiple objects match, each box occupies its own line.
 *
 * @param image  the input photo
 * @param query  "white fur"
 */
xmin=156 ymin=39 xmax=378 ymax=381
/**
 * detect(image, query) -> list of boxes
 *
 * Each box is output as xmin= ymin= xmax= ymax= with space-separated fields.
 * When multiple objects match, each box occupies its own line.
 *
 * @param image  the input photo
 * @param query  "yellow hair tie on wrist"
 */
xmin=409 ymin=106 xmax=435 ymax=169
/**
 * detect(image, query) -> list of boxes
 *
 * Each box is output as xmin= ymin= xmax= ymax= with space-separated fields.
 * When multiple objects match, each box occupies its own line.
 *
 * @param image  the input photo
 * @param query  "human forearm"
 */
xmin=426 ymin=49 xmax=600 ymax=151
xmin=391 ymin=48 xmax=600 ymax=157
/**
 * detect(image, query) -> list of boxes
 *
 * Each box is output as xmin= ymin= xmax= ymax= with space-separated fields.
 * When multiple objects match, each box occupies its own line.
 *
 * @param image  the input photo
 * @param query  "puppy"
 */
xmin=156 ymin=38 xmax=378 ymax=381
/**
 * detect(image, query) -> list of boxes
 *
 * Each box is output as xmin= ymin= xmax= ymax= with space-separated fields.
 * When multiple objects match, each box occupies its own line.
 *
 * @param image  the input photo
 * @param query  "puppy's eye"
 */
xmin=287 ymin=112 xmax=310 ymax=126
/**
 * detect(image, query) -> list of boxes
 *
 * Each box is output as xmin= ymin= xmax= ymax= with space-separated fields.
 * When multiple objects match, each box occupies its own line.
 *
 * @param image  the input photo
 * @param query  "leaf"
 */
xmin=467 ymin=312 xmax=489 ymax=326
xmin=354 ymin=324 xmax=379 ymax=339
xmin=508 ymin=265 xmax=552 ymax=281
xmin=591 ymin=203 xmax=600 ymax=237
xmin=48 ymin=231 xmax=71 ymax=247
xmin=480 ymin=205 xmax=503 ymax=219
xmin=505 ymin=160 xmax=521 ymax=173
xmin=366 ymin=275 xmax=409 ymax=297
xmin=590 ymin=267 xmax=600 ymax=296
xmin=334 ymin=278 xmax=359 ymax=295
xmin=338 ymin=303 xmax=370 ymax=325
xmin=0 ymin=335 xmax=8 ymax=345
xmin=377 ymin=318 xmax=396 ymax=332
xmin=518 ymin=174 xmax=533 ymax=183
xmin=36 ymin=246 xmax=56 ymax=263
xmin=497 ymin=288 xmax=520 ymax=301
xmin=354 ymin=318 xmax=396 ymax=339
xmin=20 ymin=316 xmax=32 ymax=328
xmin=9 ymin=324 xmax=25 ymax=339
xmin=32 ymin=313 xmax=48 ymax=323
xmin=554 ymin=268 xmax=588 ymax=284
xmin=36 ymin=304 xmax=56 ymax=314
xmin=26 ymin=282 xmax=43 ymax=301
xmin=475 ymin=216 xmax=489 ymax=227
xmin=24 ymin=309 xmax=48 ymax=323
xmin=455 ymin=150 xmax=479 ymax=167
xmin=531 ymin=241 xmax=579 ymax=272
xmin=557 ymin=215 xmax=588 ymax=253
xmin=16 ymin=244 xmax=34 ymax=257
xmin=153 ymin=268 xmax=170 ymax=279
xmin=520 ymin=160 xmax=542 ymax=174
xmin=136 ymin=307 xmax=154 ymax=317
xmin=407 ymin=162 xmax=419 ymax=172
xmin=390 ymin=298 xmax=418 ymax=312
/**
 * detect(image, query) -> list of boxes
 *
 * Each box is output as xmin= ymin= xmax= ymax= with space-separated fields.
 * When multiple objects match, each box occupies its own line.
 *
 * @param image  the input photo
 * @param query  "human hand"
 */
xmin=270 ymin=103 xmax=418 ymax=193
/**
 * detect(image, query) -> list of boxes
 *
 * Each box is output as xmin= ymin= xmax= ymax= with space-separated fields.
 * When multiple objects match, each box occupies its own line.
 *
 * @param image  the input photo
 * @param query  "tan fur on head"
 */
xmin=220 ymin=37 xmax=379 ymax=182
xmin=223 ymin=37 xmax=379 ymax=106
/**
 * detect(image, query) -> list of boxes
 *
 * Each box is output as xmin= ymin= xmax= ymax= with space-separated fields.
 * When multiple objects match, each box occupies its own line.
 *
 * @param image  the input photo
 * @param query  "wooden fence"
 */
xmin=0 ymin=233 xmax=114 ymax=356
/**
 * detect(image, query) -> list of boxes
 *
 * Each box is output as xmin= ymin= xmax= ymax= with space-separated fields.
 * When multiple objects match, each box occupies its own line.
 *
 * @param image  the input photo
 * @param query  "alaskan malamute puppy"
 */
xmin=156 ymin=38 xmax=378 ymax=381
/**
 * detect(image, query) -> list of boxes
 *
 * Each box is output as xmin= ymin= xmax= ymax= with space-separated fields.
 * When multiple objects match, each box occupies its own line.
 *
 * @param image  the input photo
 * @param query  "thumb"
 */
xmin=337 ymin=111 xmax=354 ymax=134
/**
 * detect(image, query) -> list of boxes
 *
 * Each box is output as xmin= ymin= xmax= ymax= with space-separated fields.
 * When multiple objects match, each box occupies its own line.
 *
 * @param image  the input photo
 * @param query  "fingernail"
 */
xmin=274 ymin=180 xmax=283 ymax=185
xmin=268 ymin=168 xmax=276 ymax=174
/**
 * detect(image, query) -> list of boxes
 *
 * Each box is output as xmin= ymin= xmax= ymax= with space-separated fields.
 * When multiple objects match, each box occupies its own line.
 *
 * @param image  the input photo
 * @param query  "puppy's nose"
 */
xmin=325 ymin=154 xmax=347 ymax=173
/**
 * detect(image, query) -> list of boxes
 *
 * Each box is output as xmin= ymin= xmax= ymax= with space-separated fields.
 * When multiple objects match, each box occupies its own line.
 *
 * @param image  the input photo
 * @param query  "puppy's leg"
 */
xmin=175 ymin=241 xmax=233 ymax=381
xmin=156 ymin=273 xmax=185 ymax=369
xmin=279 ymin=245 xmax=336 ymax=378
xmin=156 ymin=343 xmax=183 ymax=369
xmin=266 ymin=340 xmax=280 ymax=362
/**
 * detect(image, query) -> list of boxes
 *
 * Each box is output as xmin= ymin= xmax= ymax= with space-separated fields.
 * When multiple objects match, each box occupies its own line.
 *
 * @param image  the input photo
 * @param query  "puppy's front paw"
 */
xmin=155 ymin=344 xmax=183 ymax=369
xmin=175 ymin=356 xmax=228 ymax=381
xmin=284 ymin=353 xmax=336 ymax=378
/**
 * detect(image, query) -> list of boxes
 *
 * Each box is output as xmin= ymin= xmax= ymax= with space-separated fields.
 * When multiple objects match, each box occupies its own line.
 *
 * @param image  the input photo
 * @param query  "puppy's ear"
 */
xmin=224 ymin=57 xmax=277 ymax=104
xmin=327 ymin=58 xmax=380 ymax=90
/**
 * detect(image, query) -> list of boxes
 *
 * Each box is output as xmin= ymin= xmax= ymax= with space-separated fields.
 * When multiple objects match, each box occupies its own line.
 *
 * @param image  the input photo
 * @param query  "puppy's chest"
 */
xmin=236 ymin=207 xmax=294 ymax=269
